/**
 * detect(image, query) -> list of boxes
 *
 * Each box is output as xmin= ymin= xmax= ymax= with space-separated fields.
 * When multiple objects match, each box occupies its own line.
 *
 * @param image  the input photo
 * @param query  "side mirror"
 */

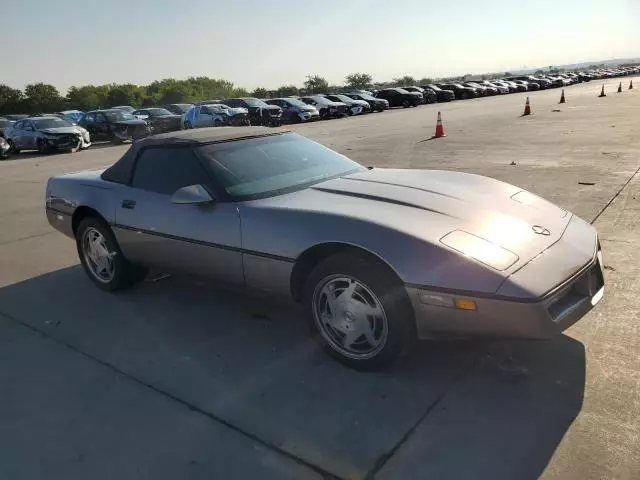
xmin=171 ymin=184 xmax=215 ymax=205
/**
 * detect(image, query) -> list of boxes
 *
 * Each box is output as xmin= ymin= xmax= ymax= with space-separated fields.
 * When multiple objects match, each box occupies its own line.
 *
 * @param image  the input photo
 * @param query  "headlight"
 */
xmin=440 ymin=230 xmax=519 ymax=271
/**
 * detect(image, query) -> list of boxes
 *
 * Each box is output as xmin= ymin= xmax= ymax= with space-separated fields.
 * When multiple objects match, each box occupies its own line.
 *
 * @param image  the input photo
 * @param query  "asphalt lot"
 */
xmin=1 ymin=78 xmax=639 ymax=480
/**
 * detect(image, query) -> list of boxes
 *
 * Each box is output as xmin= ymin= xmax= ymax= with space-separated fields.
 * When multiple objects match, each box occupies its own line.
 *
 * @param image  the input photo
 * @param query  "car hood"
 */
xmin=40 ymin=126 xmax=83 ymax=134
xmin=252 ymin=168 xmax=572 ymax=273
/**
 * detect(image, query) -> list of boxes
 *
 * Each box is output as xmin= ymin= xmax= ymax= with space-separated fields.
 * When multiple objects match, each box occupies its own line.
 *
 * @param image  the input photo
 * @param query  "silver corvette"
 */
xmin=45 ymin=127 xmax=605 ymax=370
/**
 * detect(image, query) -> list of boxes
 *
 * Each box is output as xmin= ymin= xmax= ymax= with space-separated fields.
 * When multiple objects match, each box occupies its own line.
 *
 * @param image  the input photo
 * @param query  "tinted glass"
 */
xmin=283 ymin=98 xmax=307 ymax=107
xmin=241 ymin=98 xmax=269 ymax=107
xmin=146 ymin=108 xmax=173 ymax=116
xmin=84 ymin=113 xmax=96 ymax=122
xmin=132 ymin=147 xmax=211 ymax=195
xmin=104 ymin=111 xmax=136 ymax=121
xmin=197 ymin=133 xmax=364 ymax=199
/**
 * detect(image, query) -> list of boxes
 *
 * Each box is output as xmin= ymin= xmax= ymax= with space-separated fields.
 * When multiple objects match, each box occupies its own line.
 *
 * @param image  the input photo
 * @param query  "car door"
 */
xmin=22 ymin=120 xmax=38 ymax=149
xmin=113 ymin=145 xmax=244 ymax=285
xmin=195 ymin=106 xmax=214 ymax=128
xmin=94 ymin=112 xmax=110 ymax=138
xmin=9 ymin=121 xmax=24 ymax=147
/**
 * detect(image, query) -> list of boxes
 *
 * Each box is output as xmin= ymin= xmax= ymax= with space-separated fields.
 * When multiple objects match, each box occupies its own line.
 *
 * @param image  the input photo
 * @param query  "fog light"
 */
xmin=454 ymin=298 xmax=477 ymax=311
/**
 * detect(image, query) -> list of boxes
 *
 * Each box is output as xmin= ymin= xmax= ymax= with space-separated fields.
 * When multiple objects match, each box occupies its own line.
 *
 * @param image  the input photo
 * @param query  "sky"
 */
xmin=3 ymin=0 xmax=639 ymax=94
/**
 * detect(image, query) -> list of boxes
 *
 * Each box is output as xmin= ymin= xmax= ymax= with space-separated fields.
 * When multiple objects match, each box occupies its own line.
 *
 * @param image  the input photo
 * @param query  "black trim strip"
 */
xmin=112 ymin=223 xmax=295 ymax=263
xmin=45 ymin=207 xmax=71 ymax=217
xmin=343 ymin=176 xmax=463 ymax=201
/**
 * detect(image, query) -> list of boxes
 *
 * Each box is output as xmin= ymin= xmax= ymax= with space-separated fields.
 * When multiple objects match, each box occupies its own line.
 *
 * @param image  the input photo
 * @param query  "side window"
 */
xmin=132 ymin=147 xmax=211 ymax=196
xmin=84 ymin=113 xmax=96 ymax=123
xmin=14 ymin=121 xmax=24 ymax=130
xmin=95 ymin=113 xmax=107 ymax=123
xmin=200 ymin=107 xmax=210 ymax=116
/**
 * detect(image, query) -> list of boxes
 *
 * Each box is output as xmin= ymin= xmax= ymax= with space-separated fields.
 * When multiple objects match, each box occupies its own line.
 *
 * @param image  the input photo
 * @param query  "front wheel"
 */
xmin=76 ymin=217 xmax=147 ymax=292
xmin=304 ymin=252 xmax=416 ymax=370
xmin=401 ymin=99 xmax=411 ymax=108
xmin=37 ymin=139 xmax=50 ymax=154
xmin=7 ymin=139 xmax=20 ymax=153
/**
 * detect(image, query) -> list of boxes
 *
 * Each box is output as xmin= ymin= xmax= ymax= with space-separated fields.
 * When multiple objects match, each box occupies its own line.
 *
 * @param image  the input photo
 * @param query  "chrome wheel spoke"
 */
xmin=342 ymin=328 xmax=361 ymax=349
xmin=82 ymin=227 xmax=116 ymax=283
xmin=361 ymin=321 xmax=380 ymax=347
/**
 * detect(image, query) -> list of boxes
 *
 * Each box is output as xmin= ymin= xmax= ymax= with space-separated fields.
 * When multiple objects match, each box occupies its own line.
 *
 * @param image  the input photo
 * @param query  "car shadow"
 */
xmin=0 ymin=266 xmax=585 ymax=480
xmin=2 ymin=141 xmax=122 ymax=161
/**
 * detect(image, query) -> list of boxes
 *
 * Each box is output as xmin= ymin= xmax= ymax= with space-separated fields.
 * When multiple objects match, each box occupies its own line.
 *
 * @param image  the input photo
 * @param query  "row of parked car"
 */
xmin=1 ymin=66 xmax=637 ymax=157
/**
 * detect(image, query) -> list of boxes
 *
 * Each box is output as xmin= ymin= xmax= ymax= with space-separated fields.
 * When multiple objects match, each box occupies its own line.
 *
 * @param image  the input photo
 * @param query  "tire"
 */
xmin=401 ymin=99 xmax=411 ymax=108
xmin=319 ymin=108 xmax=328 ymax=119
xmin=76 ymin=217 xmax=148 ymax=292
xmin=37 ymin=139 xmax=50 ymax=154
xmin=184 ymin=121 xmax=192 ymax=129
xmin=7 ymin=139 xmax=20 ymax=153
xmin=304 ymin=251 xmax=416 ymax=371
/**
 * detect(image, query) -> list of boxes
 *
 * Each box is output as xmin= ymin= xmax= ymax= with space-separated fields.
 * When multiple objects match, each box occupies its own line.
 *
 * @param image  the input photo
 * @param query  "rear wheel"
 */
xmin=304 ymin=252 xmax=416 ymax=370
xmin=76 ymin=217 xmax=147 ymax=292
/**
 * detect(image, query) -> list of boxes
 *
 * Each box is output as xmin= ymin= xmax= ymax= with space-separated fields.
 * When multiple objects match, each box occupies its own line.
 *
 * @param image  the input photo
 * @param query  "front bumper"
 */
xmin=407 ymin=242 xmax=604 ymax=340
xmin=44 ymin=133 xmax=84 ymax=150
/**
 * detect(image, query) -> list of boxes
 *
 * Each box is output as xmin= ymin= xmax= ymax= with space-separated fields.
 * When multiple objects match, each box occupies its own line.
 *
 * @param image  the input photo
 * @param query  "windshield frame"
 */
xmin=196 ymin=133 xmax=365 ymax=201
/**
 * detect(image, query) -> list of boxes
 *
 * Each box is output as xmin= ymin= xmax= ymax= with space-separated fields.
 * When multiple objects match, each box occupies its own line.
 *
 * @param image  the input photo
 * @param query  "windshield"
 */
xmin=146 ymin=108 xmax=173 ymax=116
xmin=355 ymin=93 xmax=376 ymax=100
xmin=198 ymin=133 xmax=364 ymax=199
xmin=242 ymin=98 xmax=269 ymax=107
xmin=33 ymin=118 xmax=73 ymax=129
xmin=395 ymin=88 xmax=410 ymax=93
xmin=283 ymin=98 xmax=309 ymax=107
xmin=104 ymin=111 xmax=136 ymax=121
xmin=332 ymin=94 xmax=354 ymax=102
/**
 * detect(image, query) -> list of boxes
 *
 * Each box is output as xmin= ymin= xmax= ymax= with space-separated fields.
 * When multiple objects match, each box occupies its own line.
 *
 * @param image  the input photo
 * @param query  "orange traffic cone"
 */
xmin=617 ymin=82 xmax=622 ymax=93
xmin=433 ymin=111 xmax=446 ymax=138
xmin=559 ymin=89 xmax=566 ymax=104
xmin=522 ymin=97 xmax=531 ymax=116
xmin=599 ymin=84 xmax=606 ymax=97
xmin=630 ymin=80 xmax=634 ymax=90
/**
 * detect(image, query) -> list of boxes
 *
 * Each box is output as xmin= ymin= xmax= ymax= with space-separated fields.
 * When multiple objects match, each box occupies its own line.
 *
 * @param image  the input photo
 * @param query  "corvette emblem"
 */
xmin=532 ymin=225 xmax=551 ymax=236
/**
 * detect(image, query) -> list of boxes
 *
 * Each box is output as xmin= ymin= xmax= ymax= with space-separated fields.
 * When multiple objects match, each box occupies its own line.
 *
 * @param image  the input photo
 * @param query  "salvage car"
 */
xmin=401 ymin=86 xmax=437 ymax=104
xmin=422 ymin=85 xmax=455 ymax=102
xmin=343 ymin=92 xmax=389 ymax=111
xmin=265 ymin=98 xmax=319 ymax=123
xmin=79 ymin=109 xmax=150 ymax=143
xmin=437 ymin=83 xmax=478 ymax=100
xmin=158 ymin=103 xmax=193 ymax=116
xmin=375 ymin=88 xmax=422 ymax=107
xmin=5 ymin=116 xmax=91 ymax=153
xmin=222 ymin=98 xmax=282 ymax=126
xmin=300 ymin=95 xmax=347 ymax=118
xmin=183 ymin=103 xmax=250 ymax=128
xmin=324 ymin=94 xmax=370 ymax=115
xmin=132 ymin=108 xmax=182 ymax=134
xmin=44 ymin=127 xmax=605 ymax=370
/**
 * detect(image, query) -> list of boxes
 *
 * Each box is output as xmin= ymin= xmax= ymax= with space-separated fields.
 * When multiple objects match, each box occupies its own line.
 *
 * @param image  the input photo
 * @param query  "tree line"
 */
xmin=0 ymin=72 xmax=440 ymax=116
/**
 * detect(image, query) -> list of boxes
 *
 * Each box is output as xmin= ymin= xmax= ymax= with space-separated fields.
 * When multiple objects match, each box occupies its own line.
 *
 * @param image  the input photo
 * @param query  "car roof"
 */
xmin=101 ymin=128 xmax=292 ymax=184
xmin=27 ymin=116 xmax=62 ymax=120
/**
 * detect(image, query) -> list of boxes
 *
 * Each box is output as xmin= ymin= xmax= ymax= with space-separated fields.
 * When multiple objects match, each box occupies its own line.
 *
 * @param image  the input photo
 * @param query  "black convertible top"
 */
xmin=101 ymin=127 xmax=290 ymax=184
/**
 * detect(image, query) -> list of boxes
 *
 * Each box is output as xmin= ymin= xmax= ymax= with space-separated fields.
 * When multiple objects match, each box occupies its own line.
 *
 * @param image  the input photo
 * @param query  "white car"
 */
xmin=5 ymin=116 xmax=91 ymax=154
xmin=183 ymin=103 xmax=249 ymax=129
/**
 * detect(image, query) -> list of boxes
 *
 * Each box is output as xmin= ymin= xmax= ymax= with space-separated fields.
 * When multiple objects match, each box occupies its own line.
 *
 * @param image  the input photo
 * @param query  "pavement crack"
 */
xmin=0 ymin=309 xmax=344 ymax=480
xmin=590 ymin=165 xmax=640 ymax=225
xmin=0 ymin=230 xmax=56 ymax=246
xmin=363 ymin=346 xmax=487 ymax=480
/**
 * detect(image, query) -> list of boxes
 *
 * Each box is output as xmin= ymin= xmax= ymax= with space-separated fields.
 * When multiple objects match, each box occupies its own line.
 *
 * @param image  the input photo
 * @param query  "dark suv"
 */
xmin=222 ymin=98 xmax=283 ymax=126
xmin=375 ymin=88 xmax=422 ymax=107
xmin=402 ymin=86 xmax=437 ymax=104
xmin=422 ymin=85 xmax=455 ymax=102
xmin=437 ymin=83 xmax=478 ymax=100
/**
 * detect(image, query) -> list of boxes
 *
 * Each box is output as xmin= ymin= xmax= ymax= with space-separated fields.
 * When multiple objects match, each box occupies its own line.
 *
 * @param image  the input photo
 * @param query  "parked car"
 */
xmin=45 ymin=127 xmax=605 ymax=370
xmin=375 ymin=88 xmax=422 ymax=107
xmin=300 ymin=95 xmax=347 ymax=118
xmin=512 ymin=76 xmax=552 ymax=89
xmin=221 ymin=98 xmax=282 ymax=126
xmin=402 ymin=86 xmax=437 ymax=104
xmin=79 ymin=109 xmax=150 ymax=143
xmin=183 ymin=103 xmax=249 ymax=128
xmin=132 ymin=108 xmax=182 ymax=134
xmin=541 ymin=76 xmax=564 ymax=88
xmin=437 ymin=83 xmax=478 ymax=100
xmin=462 ymin=82 xmax=492 ymax=96
xmin=265 ymin=98 xmax=319 ymax=123
xmin=111 ymin=106 xmax=136 ymax=113
xmin=422 ymin=85 xmax=455 ymax=102
xmin=158 ymin=104 xmax=193 ymax=116
xmin=342 ymin=88 xmax=374 ymax=96
xmin=0 ymin=118 xmax=15 ymax=138
xmin=501 ymin=80 xmax=527 ymax=92
xmin=479 ymin=81 xmax=509 ymax=94
xmin=0 ymin=135 xmax=10 ymax=159
xmin=5 ymin=116 xmax=91 ymax=153
xmin=324 ymin=94 xmax=371 ymax=115
xmin=343 ymin=92 xmax=389 ymax=111
xmin=58 ymin=110 xmax=85 ymax=123
xmin=511 ymin=79 xmax=539 ymax=90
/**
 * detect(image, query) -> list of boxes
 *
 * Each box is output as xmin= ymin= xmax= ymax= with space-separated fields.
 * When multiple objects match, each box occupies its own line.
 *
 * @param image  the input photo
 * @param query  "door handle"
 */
xmin=121 ymin=199 xmax=136 ymax=209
